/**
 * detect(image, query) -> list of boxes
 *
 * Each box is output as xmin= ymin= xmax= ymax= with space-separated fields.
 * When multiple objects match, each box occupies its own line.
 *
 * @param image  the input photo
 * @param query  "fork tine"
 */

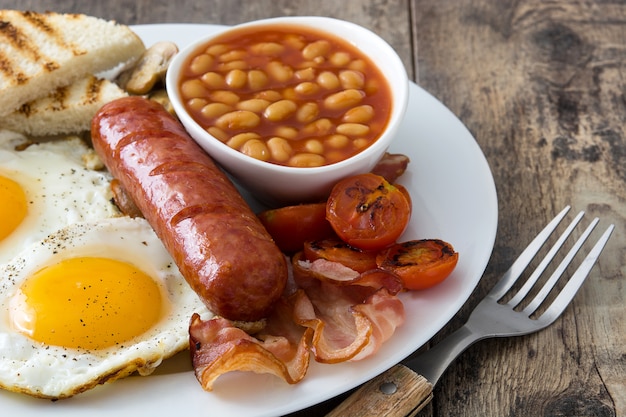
xmin=507 ymin=210 xmax=585 ymax=308
xmin=536 ymin=223 xmax=614 ymax=325
xmin=522 ymin=216 xmax=599 ymax=315
xmin=489 ymin=206 xmax=571 ymax=299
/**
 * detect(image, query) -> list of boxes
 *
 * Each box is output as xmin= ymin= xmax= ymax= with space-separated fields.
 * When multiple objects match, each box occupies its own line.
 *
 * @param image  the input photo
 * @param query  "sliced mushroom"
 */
xmin=117 ymin=41 xmax=179 ymax=95
xmin=148 ymin=89 xmax=175 ymax=115
xmin=110 ymin=179 xmax=144 ymax=218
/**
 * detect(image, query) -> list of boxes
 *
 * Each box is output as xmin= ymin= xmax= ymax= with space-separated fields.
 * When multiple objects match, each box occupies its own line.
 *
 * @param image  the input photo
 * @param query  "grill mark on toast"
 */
xmin=0 ymin=19 xmax=43 ymax=61
xmin=86 ymin=77 xmax=106 ymax=104
xmin=0 ymin=11 xmax=89 ymax=85
xmin=11 ymin=76 xmax=109 ymax=118
xmin=0 ymin=49 xmax=25 ymax=83
xmin=20 ymin=12 xmax=61 ymax=72
xmin=0 ymin=10 xmax=144 ymax=118
xmin=45 ymin=77 xmax=106 ymax=111
xmin=0 ymin=20 xmax=39 ymax=83
xmin=15 ymin=102 xmax=32 ymax=117
xmin=21 ymin=11 xmax=87 ymax=57
xmin=49 ymin=85 xmax=70 ymax=111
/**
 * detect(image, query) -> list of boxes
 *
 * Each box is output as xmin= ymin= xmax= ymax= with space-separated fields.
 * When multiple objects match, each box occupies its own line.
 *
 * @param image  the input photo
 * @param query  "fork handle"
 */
xmin=325 ymin=364 xmax=433 ymax=417
xmin=327 ymin=325 xmax=480 ymax=416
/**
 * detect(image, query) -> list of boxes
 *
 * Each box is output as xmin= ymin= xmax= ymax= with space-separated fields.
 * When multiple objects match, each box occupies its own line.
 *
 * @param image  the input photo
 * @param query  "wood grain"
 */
xmin=411 ymin=1 xmax=625 ymax=416
xmin=0 ymin=1 xmax=623 ymax=416
xmin=326 ymin=364 xmax=433 ymax=417
xmin=0 ymin=0 xmax=414 ymax=78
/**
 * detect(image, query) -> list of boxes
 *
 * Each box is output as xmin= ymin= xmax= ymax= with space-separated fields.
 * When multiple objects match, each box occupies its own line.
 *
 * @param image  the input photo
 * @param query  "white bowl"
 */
xmin=166 ymin=16 xmax=409 ymax=207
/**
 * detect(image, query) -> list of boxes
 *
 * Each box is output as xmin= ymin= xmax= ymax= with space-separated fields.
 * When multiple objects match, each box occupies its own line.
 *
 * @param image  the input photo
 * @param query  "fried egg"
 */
xmin=0 ymin=130 xmax=120 ymax=265
xmin=0 ymin=216 xmax=212 ymax=399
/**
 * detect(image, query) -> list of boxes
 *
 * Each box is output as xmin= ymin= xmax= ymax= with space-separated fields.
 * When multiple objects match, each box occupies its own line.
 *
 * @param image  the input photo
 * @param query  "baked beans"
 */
xmin=179 ymin=24 xmax=392 ymax=167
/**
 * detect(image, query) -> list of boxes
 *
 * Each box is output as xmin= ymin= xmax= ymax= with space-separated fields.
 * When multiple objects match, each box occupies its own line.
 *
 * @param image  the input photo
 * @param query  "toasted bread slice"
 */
xmin=0 ymin=10 xmax=145 ymax=116
xmin=0 ymin=75 xmax=128 ymax=136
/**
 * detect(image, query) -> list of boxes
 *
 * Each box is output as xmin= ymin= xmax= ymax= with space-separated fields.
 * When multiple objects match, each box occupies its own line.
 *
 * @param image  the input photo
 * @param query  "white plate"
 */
xmin=0 ymin=24 xmax=498 ymax=417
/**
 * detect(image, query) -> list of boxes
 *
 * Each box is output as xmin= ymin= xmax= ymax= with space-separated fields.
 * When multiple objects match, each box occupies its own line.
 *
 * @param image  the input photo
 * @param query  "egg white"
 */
xmin=0 ymin=216 xmax=213 ymax=399
xmin=0 ymin=130 xmax=121 ymax=265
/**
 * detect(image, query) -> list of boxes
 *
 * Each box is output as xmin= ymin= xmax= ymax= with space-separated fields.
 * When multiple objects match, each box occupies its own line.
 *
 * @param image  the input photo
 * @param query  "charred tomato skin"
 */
xmin=326 ymin=173 xmax=411 ymax=251
xmin=377 ymin=239 xmax=458 ymax=290
xmin=303 ymin=238 xmax=378 ymax=273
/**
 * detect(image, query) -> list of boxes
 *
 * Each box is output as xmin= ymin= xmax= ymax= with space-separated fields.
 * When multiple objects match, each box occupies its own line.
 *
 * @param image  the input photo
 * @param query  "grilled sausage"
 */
xmin=91 ymin=96 xmax=287 ymax=321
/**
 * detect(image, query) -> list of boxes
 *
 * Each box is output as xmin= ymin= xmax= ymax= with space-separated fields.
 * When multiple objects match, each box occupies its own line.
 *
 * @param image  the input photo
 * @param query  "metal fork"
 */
xmin=327 ymin=206 xmax=615 ymax=417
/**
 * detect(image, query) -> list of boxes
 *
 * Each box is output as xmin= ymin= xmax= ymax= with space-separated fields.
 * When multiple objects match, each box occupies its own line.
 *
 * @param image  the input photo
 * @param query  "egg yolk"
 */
xmin=0 ymin=174 xmax=27 ymax=242
xmin=12 ymin=257 xmax=165 ymax=350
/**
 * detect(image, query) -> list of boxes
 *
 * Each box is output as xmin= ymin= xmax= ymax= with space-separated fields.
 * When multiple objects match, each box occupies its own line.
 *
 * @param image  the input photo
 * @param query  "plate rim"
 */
xmin=0 ymin=22 xmax=498 ymax=417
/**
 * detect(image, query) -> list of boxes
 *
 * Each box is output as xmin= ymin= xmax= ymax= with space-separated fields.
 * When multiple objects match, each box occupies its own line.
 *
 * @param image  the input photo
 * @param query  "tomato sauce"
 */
xmin=178 ymin=24 xmax=393 ymax=167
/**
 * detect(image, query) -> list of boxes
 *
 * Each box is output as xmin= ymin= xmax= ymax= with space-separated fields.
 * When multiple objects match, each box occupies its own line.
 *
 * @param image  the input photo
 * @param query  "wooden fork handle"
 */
xmin=325 ymin=364 xmax=433 ymax=417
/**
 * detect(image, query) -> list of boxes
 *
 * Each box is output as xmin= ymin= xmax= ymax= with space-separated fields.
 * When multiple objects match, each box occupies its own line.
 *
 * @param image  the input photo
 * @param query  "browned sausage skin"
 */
xmin=91 ymin=96 xmax=287 ymax=321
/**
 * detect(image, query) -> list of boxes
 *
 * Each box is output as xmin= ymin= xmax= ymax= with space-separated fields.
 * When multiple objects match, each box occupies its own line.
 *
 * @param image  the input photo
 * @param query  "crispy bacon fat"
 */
xmin=189 ymin=295 xmax=312 ymax=390
xmin=292 ymin=255 xmax=405 ymax=363
xmin=189 ymin=255 xmax=405 ymax=391
xmin=189 ymin=153 xmax=411 ymax=390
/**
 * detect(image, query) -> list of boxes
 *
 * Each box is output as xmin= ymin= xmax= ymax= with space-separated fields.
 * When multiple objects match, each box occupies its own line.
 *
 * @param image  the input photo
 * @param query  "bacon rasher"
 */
xmin=189 ymin=254 xmax=405 ymax=391
xmin=189 ymin=294 xmax=312 ymax=391
xmin=291 ymin=255 xmax=405 ymax=363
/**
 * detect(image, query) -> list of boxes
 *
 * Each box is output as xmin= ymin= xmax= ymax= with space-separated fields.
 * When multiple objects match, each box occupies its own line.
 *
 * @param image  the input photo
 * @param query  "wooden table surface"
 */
xmin=1 ymin=1 xmax=623 ymax=416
